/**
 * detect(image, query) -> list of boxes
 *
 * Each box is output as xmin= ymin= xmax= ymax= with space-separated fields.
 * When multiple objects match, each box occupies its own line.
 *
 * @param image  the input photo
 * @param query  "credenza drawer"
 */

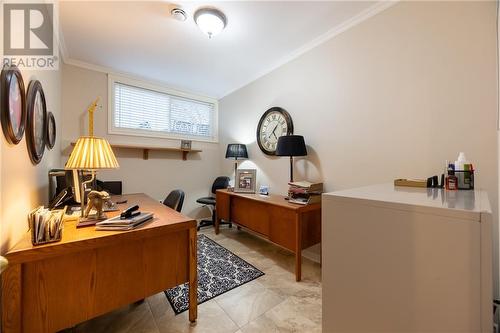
xmin=269 ymin=207 xmax=296 ymax=251
xmin=231 ymin=197 xmax=269 ymax=236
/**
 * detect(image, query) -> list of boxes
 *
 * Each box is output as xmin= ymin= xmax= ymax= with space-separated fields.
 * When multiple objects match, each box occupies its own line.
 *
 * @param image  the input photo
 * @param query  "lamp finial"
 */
xmin=87 ymin=97 xmax=100 ymax=136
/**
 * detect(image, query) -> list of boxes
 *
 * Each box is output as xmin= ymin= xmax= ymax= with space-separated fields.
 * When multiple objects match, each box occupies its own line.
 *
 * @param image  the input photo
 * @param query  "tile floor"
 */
xmin=63 ymin=227 xmax=322 ymax=333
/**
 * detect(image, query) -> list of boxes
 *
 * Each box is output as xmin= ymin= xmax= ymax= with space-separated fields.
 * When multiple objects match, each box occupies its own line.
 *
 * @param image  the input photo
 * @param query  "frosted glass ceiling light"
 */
xmin=194 ymin=8 xmax=227 ymax=39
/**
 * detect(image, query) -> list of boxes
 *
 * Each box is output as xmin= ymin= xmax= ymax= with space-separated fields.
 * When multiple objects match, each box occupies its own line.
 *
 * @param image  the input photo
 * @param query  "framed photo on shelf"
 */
xmin=235 ymin=169 xmax=256 ymax=193
xmin=181 ymin=140 xmax=192 ymax=150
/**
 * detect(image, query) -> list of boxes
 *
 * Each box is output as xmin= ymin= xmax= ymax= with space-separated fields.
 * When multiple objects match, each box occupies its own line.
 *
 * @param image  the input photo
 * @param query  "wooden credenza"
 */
xmin=215 ymin=189 xmax=321 ymax=281
xmin=1 ymin=193 xmax=197 ymax=333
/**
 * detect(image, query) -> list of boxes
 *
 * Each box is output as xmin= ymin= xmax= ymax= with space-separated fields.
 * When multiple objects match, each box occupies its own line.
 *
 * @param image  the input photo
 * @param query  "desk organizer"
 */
xmin=455 ymin=170 xmax=474 ymax=190
xmin=28 ymin=207 xmax=65 ymax=246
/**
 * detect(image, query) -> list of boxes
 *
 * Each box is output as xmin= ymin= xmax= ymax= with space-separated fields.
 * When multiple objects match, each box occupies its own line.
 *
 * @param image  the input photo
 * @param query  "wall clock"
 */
xmin=256 ymin=107 xmax=294 ymax=155
xmin=26 ymin=80 xmax=47 ymax=164
xmin=1 ymin=65 xmax=26 ymax=145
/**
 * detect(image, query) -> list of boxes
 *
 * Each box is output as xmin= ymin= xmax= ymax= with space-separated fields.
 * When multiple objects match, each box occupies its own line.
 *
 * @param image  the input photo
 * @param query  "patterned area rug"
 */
xmin=165 ymin=234 xmax=264 ymax=314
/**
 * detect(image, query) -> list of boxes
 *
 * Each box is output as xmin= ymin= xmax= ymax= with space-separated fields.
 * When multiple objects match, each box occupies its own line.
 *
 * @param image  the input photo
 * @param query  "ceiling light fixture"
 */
xmin=194 ymin=7 xmax=227 ymax=39
xmin=170 ymin=8 xmax=187 ymax=21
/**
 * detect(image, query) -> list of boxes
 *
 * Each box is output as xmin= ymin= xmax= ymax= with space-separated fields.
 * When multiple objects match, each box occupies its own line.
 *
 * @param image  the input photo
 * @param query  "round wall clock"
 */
xmin=26 ymin=80 xmax=47 ymax=164
xmin=1 ymin=65 xmax=26 ymax=145
xmin=256 ymin=107 xmax=294 ymax=155
xmin=46 ymin=111 xmax=56 ymax=149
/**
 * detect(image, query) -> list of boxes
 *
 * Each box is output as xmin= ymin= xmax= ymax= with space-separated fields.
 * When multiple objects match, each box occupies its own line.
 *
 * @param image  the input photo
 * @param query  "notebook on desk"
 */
xmin=95 ymin=212 xmax=153 ymax=231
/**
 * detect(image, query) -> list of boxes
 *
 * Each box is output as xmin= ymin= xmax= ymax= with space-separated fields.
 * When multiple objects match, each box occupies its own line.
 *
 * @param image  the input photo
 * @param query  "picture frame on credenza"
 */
xmin=235 ymin=169 xmax=256 ymax=193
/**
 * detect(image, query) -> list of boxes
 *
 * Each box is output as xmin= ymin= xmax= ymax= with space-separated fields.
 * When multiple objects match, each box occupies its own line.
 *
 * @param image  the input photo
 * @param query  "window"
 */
xmin=108 ymin=75 xmax=217 ymax=142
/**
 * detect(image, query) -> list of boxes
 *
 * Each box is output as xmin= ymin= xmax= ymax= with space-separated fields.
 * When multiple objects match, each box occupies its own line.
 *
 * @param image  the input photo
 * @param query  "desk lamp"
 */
xmin=225 ymin=144 xmax=248 ymax=177
xmin=65 ymin=98 xmax=119 ymax=223
xmin=276 ymin=135 xmax=307 ymax=182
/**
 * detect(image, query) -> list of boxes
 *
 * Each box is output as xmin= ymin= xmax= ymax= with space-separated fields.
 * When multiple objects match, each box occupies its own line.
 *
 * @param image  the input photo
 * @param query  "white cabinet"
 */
xmin=322 ymin=183 xmax=492 ymax=333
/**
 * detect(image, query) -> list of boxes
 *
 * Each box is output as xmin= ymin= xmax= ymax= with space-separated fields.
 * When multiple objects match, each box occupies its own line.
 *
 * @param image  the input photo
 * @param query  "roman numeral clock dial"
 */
xmin=256 ymin=107 xmax=294 ymax=155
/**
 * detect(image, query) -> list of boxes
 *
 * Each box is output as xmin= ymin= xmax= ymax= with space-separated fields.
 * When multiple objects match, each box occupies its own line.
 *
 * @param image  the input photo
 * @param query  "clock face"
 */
xmin=256 ymin=107 xmax=293 ymax=155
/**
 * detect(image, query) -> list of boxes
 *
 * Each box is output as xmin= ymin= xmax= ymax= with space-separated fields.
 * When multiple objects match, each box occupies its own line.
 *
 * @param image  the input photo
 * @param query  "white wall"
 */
xmin=0 ymin=68 xmax=62 ymax=254
xmin=61 ymin=64 xmax=220 ymax=218
xmin=219 ymin=1 xmax=498 ymax=276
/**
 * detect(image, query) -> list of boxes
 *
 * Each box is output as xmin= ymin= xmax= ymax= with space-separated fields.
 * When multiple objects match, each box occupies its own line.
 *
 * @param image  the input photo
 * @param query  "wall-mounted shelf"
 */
xmin=70 ymin=142 xmax=202 ymax=160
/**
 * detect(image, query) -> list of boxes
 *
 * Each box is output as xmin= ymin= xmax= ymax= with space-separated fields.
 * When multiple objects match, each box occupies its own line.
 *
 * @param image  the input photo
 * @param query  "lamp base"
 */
xmin=76 ymin=214 xmax=107 ymax=228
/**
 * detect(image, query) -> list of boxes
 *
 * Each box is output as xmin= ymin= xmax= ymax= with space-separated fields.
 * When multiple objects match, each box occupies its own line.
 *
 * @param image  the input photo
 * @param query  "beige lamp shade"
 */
xmin=66 ymin=136 xmax=119 ymax=170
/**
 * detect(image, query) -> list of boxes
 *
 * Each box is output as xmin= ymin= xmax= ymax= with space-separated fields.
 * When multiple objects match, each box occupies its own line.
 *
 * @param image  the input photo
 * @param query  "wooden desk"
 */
xmin=1 ymin=193 xmax=197 ymax=333
xmin=215 ymin=189 xmax=321 ymax=281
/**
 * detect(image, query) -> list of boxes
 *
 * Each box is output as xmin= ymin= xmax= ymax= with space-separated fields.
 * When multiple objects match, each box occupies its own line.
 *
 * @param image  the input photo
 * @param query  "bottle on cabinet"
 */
xmin=445 ymin=162 xmax=458 ymax=191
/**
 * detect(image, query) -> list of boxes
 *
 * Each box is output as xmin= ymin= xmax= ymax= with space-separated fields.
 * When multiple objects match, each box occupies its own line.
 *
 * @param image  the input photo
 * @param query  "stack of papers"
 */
xmin=287 ymin=181 xmax=323 ymax=205
xmin=96 ymin=212 xmax=154 ymax=231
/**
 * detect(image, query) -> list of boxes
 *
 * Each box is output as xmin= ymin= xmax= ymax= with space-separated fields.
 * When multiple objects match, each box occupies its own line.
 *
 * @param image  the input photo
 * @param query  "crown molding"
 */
xmin=220 ymin=0 xmax=399 ymax=99
xmin=62 ymin=57 xmax=218 ymax=100
xmin=58 ymin=26 xmax=68 ymax=63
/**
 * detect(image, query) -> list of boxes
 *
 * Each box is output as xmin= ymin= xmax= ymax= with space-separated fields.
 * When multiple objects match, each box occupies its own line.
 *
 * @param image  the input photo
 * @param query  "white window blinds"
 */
xmin=112 ymin=81 xmax=216 ymax=140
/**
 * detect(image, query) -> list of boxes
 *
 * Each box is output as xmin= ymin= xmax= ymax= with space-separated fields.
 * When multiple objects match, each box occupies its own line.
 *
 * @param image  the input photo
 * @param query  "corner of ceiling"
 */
xmin=219 ymin=0 xmax=399 ymax=100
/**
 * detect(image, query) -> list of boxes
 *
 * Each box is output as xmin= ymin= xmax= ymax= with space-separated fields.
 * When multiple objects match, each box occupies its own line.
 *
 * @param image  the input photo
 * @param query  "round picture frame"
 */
xmin=46 ymin=111 xmax=56 ymax=149
xmin=26 ymin=80 xmax=47 ymax=165
xmin=0 ymin=65 xmax=26 ymax=145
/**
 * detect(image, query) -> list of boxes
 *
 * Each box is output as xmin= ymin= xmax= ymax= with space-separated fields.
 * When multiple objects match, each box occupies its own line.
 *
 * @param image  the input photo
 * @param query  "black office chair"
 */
xmin=197 ymin=176 xmax=230 ymax=231
xmin=162 ymin=189 xmax=185 ymax=212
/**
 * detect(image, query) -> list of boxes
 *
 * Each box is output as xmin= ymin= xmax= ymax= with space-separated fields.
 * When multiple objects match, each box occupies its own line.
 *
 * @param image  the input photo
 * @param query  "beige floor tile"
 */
xmin=266 ymin=295 xmax=321 ymax=330
xmin=73 ymin=301 xmax=159 ymax=333
xmin=259 ymin=265 xmax=321 ymax=298
xmin=240 ymin=296 xmax=321 ymax=333
xmin=154 ymin=299 xmax=239 ymax=333
xmin=215 ymin=280 xmax=285 ymax=327
xmin=146 ymin=292 xmax=175 ymax=321
xmin=239 ymin=314 xmax=286 ymax=333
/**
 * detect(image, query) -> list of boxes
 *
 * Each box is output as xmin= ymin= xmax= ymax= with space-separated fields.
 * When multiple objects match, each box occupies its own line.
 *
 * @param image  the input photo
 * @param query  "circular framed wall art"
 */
xmin=1 ymin=65 xmax=26 ymax=145
xmin=26 ymin=80 xmax=47 ymax=164
xmin=46 ymin=111 xmax=56 ymax=149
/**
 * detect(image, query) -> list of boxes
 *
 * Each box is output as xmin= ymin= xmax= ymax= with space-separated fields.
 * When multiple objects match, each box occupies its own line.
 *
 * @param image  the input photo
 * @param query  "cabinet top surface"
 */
xmin=324 ymin=183 xmax=491 ymax=214
xmin=5 ymin=193 xmax=196 ymax=264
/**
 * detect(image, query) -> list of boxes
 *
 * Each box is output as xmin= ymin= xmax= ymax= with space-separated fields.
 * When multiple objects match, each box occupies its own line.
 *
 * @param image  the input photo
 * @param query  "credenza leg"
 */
xmin=189 ymin=228 xmax=198 ymax=322
xmin=215 ymin=217 xmax=220 ymax=235
xmin=295 ymin=215 xmax=302 ymax=282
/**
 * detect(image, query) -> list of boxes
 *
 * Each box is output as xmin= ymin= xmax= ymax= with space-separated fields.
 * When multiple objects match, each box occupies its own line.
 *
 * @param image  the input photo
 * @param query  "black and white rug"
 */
xmin=165 ymin=234 xmax=264 ymax=314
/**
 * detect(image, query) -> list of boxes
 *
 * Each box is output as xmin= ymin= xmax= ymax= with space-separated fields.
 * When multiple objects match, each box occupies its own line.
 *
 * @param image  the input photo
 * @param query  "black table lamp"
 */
xmin=276 ymin=135 xmax=307 ymax=182
xmin=225 ymin=143 xmax=248 ymax=176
